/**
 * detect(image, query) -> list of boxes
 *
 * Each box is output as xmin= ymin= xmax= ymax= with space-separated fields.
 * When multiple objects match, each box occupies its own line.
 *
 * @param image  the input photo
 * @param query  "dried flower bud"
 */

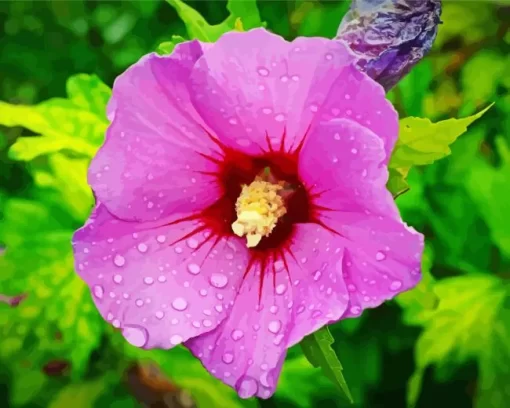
xmin=336 ymin=0 xmax=442 ymax=90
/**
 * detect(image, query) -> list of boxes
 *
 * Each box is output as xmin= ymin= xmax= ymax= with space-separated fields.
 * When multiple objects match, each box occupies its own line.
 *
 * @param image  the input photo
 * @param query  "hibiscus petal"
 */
xmin=188 ymin=28 xmax=356 ymax=155
xmin=329 ymin=213 xmax=423 ymax=317
xmin=284 ymin=224 xmax=349 ymax=347
xmin=299 ymin=118 xmax=397 ymax=216
xmin=90 ymin=41 xmax=223 ymax=222
xmin=298 ymin=118 xmax=424 ymax=317
xmin=72 ymin=204 xmax=249 ymax=349
xmin=186 ymin=261 xmax=294 ymax=399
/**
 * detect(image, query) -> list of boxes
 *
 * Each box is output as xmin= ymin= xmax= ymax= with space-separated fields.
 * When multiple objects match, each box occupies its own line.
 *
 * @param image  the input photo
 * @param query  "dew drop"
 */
xmin=350 ymin=306 xmax=361 ymax=315
xmin=275 ymin=284 xmax=287 ymax=295
xmin=390 ymin=280 xmax=403 ymax=291
xmin=187 ymin=238 xmax=198 ymax=249
xmin=262 ymin=107 xmax=272 ymax=115
xmin=113 ymin=275 xmax=123 ymax=284
xmin=313 ymin=271 xmax=322 ymax=281
xmin=231 ymin=329 xmax=244 ymax=341
xmin=325 ymin=53 xmax=333 ymax=60
xmin=274 ymin=113 xmax=285 ymax=122
xmin=257 ymin=67 xmax=269 ymax=76
xmin=210 ymin=273 xmax=228 ymax=288
xmin=123 ymin=325 xmax=148 ymax=347
xmin=375 ymin=251 xmax=386 ymax=261
xmin=222 ymin=352 xmax=234 ymax=364
xmin=113 ymin=254 xmax=125 ymax=267
xmin=156 ymin=311 xmax=164 ymax=319
xmin=268 ymin=320 xmax=282 ymax=334
xmin=93 ymin=285 xmax=104 ymax=299
xmin=170 ymin=334 xmax=183 ymax=345
xmin=351 ymin=148 xmax=358 ymax=154
xmin=156 ymin=235 xmax=166 ymax=243
xmin=144 ymin=277 xmax=154 ymax=285
xmin=187 ymin=263 xmax=201 ymax=275
xmin=172 ymin=297 xmax=188 ymax=311
xmin=236 ymin=376 xmax=258 ymax=399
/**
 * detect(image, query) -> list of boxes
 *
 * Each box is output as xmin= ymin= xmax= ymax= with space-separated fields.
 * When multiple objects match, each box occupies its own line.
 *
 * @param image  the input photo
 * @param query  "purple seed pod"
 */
xmin=336 ymin=0 xmax=442 ymax=90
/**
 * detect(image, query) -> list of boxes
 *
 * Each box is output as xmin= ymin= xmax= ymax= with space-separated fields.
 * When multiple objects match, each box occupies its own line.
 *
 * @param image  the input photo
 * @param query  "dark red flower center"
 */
xmin=197 ymin=131 xmax=317 ymax=256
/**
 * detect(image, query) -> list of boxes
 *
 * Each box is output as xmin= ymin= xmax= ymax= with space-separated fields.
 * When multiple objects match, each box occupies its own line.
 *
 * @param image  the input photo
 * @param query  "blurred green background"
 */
xmin=1 ymin=0 xmax=510 ymax=407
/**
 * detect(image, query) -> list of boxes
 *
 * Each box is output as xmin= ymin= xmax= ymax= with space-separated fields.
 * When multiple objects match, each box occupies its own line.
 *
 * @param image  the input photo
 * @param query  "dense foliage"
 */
xmin=1 ymin=1 xmax=509 ymax=407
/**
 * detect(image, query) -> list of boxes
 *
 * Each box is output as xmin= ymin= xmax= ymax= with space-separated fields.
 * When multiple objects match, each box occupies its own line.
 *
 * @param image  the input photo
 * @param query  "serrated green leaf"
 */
xmin=166 ymin=0 xmax=264 ymax=42
xmin=300 ymin=326 xmax=353 ymax=403
xmin=156 ymin=35 xmax=186 ymax=55
xmin=407 ymin=275 xmax=510 ymax=408
xmin=387 ymin=105 xmax=492 ymax=195
xmin=0 ymin=74 xmax=110 ymax=160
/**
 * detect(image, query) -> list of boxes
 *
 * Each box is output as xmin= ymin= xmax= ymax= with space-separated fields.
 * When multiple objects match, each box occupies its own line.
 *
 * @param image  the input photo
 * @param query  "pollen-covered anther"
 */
xmin=231 ymin=177 xmax=287 ymax=248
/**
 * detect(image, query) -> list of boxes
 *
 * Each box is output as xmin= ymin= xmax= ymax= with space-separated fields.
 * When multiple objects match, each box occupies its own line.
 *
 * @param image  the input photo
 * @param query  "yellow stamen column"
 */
xmin=231 ymin=177 xmax=287 ymax=248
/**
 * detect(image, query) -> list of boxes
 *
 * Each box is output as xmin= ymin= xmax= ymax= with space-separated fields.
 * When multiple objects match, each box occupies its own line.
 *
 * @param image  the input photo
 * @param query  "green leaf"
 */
xmin=0 ymin=74 xmax=110 ymax=161
xmin=465 ymin=138 xmax=510 ymax=259
xmin=0 ymin=197 xmax=103 ymax=381
xmin=387 ymin=105 xmax=492 ymax=196
xmin=407 ymin=275 xmax=510 ymax=408
xmin=156 ymin=35 xmax=186 ymax=55
xmin=300 ymin=326 xmax=353 ymax=403
xmin=166 ymin=0 xmax=264 ymax=42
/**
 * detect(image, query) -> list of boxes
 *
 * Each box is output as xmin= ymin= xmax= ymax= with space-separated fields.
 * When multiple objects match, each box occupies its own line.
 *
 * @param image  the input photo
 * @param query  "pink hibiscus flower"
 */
xmin=72 ymin=28 xmax=423 ymax=399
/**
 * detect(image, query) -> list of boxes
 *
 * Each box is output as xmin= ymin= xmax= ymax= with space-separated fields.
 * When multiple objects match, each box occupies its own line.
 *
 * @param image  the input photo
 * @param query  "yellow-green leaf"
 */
xmin=387 ymin=104 xmax=493 ymax=196
xmin=166 ymin=0 xmax=263 ymax=42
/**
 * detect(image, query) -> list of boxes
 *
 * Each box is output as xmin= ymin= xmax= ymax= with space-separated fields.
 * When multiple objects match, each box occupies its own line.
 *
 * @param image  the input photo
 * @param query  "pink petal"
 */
xmin=283 ymin=224 xmax=349 ymax=347
xmin=299 ymin=118 xmax=397 ymax=216
xmin=72 ymin=204 xmax=249 ymax=349
xmin=330 ymin=212 xmax=423 ymax=317
xmin=188 ymin=28 xmax=356 ymax=155
xmin=186 ymin=262 xmax=294 ymax=399
xmin=298 ymin=118 xmax=424 ymax=317
xmin=90 ymin=42 xmax=223 ymax=222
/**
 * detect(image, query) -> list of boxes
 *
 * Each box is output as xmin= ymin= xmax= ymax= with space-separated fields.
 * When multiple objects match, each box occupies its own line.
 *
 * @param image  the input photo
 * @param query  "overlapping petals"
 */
xmin=73 ymin=28 xmax=424 ymax=400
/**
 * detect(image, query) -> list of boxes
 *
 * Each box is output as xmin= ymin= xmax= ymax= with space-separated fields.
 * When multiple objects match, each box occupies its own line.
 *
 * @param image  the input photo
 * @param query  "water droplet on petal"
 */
xmin=275 ymin=283 xmax=287 ymax=295
xmin=222 ymin=352 xmax=234 ymax=364
xmin=350 ymin=306 xmax=361 ymax=315
xmin=156 ymin=235 xmax=166 ymax=243
xmin=113 ymin=254 xmax=125 ymax=267
xmin=93 ymin=285 xmax=104 ymax=299
xmin=172 ymin=297 xmax=188 ymax=311
xmin=155 ymin=311 xmax=164 ymax=319
xmin=170 ymin=334 xmax=183 ymax=345
xmin=187 ymin=238 xmax=198 ymax=249
xmin=123 ymin=325 xmax=148 ymax=347
xmin=187 ymin=263 xmax=201 ymax=275
xmin=210 ymin=273 xmax=228 ymax=288
xmin=236 ymin=376 xmax=258 ymax=398
xmin=231 ymin=329 xmax=244 ymax=341
xmin=390 ymin=280 xmax=403 ymax=291
xmin=351 ymin=148 xmax=358 ymax=154
xmin=144 ymin=277 xmax=154 ymax=285
xmin=274 ymin=113 xmax=285 ymax=122
xmin=268 ymin=320 xmax=282 ymax=334
xmin=113 ymin=275 xmax=122 ymax=284
xmin=376 ymin=251 xmax=386 ymax=261
xmin=325 ymin=53 xmax=333 ymax=60
xmin=313 ymin=271 xmax=321 ymax=281
xmin=257 ymin=67 xmax=269 ymax=76
xmin=260 ymin=370 xmax=276 ymax=388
